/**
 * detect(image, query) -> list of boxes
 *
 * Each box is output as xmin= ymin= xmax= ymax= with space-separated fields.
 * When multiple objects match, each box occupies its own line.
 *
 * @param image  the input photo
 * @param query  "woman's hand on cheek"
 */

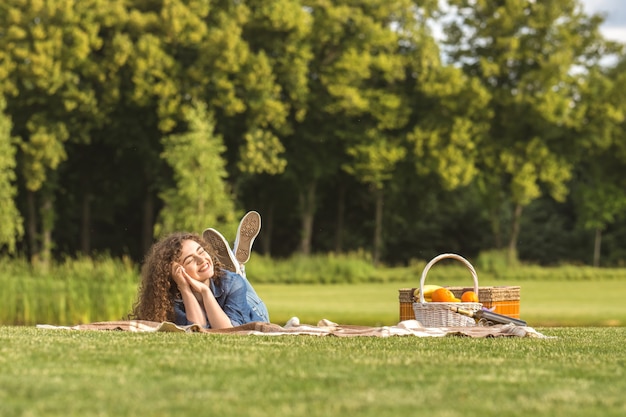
xmin=186 ymin=276 xmax=210 ymax=294
xmin=172 ymin=263 xmax=209 ymax=294
xmin=171 ymin=263 xmax=189 ymax=290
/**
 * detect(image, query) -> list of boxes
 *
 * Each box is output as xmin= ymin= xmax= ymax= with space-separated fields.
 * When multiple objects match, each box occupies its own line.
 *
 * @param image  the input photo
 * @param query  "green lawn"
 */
xmin=3 ymin=278 xmax=625 ymax=417
xmin=256 ymin=280 xmax=626 ymax=327
xmin=1 ymin=326 xmax=624 ymax=417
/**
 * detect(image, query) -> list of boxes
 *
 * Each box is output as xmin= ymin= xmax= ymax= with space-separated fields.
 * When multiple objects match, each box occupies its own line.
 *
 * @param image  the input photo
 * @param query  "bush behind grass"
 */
xmin=1 ymin=326 xmax=624 ymax=417
xmin=0 ymin=255 xmax=138 ymax=325
xmin=246 ymin=250 xmax=387 ymax=283
xmin=247 ymin=250 xmax=626 ymax=283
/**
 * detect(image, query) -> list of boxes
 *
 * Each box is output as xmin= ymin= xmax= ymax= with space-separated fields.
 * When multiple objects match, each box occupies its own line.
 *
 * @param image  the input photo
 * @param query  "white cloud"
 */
xmin=603 ymin=27 xmax=626 ymax=43
xmin=580 ymin=0 xmax=626 ymax=43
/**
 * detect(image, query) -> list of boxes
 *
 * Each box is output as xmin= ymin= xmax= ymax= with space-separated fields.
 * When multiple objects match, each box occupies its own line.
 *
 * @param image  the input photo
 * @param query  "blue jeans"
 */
xmin=243 ymin=278 xmax=270 ymax=322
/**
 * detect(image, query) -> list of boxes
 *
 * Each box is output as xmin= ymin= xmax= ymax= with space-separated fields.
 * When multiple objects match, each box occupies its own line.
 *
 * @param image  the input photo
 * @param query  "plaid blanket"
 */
xmin=36 ymin=317 xmax=551 ymax=338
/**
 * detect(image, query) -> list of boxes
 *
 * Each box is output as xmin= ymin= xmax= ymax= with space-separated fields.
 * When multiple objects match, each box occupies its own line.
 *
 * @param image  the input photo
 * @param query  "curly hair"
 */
xmin=129 ymin=232 xmax=224 ymax=322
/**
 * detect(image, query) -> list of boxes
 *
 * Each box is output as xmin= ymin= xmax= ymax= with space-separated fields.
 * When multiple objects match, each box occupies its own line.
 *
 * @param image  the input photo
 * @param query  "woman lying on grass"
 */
xmin=130 ymin=213 xmax=269 ymax=329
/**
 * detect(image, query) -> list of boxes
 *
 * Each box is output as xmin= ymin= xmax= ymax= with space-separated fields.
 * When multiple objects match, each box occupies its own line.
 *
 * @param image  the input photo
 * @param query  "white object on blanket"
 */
xmin=284 ymin=317 xmax=300 ymax=328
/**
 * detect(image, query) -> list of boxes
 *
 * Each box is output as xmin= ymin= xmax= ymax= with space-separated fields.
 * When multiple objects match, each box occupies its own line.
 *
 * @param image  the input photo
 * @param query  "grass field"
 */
xmin=1 ymin=326 xmax=624 ymax=417
xmin=3 ymin=269 xmax=625 ymax=417
xmin=256 ymin=279 xmax=626 ymax=327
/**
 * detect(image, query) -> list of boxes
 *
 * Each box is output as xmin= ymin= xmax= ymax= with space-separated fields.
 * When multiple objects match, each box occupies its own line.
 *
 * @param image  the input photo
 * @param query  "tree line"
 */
xmin=1 ymin=0 xmax=625 ymax=267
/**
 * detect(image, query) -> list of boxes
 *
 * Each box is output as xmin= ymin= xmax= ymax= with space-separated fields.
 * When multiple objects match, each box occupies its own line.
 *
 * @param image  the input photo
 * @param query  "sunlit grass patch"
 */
xmin=0 ymin=327 xmax=624 ymax=417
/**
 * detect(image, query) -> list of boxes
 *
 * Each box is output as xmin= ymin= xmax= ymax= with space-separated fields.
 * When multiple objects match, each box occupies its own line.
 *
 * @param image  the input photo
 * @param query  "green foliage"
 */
xmin=0 ymin=97 xmax=23 ymax=252
xmin=0 ymin=0 xmax=625 ymax=268
xmin=238 ymin=127 xmax=287 ymax=175
xmin=197 ymin=0 xmax=301 ymax=174
xmin=155 ymin=102 xmax=237 ymax=236
xmin=1 ymin=0 xmax=108 ymax=191
xmin=572 ymin=66 xmax=626 ymax=233
xmin=407 ymin=69 xmax=492 ymax=190
xmin=245 ymin=251 xmax=409 ymax=284
xmin=439 ymin=0 xmax=617 ymax=260
xmin=574 ymin=181 xmax=626 ymax=231
xmin=344 ymin=137 xmax=406 ymax=188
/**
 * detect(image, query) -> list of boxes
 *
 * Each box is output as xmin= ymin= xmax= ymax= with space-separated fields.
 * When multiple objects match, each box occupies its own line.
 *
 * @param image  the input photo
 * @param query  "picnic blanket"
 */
xmin=37 ymin=317 xmax=551 ymax=338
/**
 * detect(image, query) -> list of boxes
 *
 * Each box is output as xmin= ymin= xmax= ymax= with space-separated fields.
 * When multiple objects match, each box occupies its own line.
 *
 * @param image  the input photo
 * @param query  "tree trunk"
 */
xmin=373 ymin=187 xmax=384 ymax=266
xmin=489 ymin=206 xmax=502 ymax=249
xmin=593 ymin=227 xmax=602 ymax=267
xmin=334 ymin=181 xmax=345 ymax=253
xmin=40 ymin=192 xmax=54 ymax=269
xmin=142 ymin=191 xmax=154 ymax=255
xmin=81 ymin=192 xmax=92 ymax=254
xmin=27 ymin=190 xmax=39 ymax=264
xmin=298 ymin=180 xmax=316 ymax=255
xmin=260 ymin=204 xmax=273 ymax=256
xmin=507 ymin=203 xmax=523 ymax=265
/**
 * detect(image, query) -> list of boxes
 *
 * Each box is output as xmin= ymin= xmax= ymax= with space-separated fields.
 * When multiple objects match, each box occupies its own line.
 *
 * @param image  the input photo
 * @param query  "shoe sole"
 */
xmin=234 ymin=211 xmax=261 ymax=264
xmin=202 ymin=228 xmax=238 ymax=273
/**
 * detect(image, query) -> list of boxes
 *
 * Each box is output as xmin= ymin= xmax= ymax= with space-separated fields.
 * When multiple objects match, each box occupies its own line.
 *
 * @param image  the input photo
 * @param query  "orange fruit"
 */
xmin=431 ymin=288 xmax=458 ymax=302
xmin=461 ymin=291 xmax=479 ymax=303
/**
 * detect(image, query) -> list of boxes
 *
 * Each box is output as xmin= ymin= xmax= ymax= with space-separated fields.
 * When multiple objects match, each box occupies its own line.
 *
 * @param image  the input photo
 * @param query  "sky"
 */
xmin=580 ymin=0 xmax=626 ymax=43
xmin=433 ymin=1 xmax=626 ymax=45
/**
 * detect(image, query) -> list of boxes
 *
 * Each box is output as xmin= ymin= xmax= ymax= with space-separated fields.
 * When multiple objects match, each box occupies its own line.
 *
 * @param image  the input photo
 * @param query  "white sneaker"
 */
xmin=233 ymin=211 xmax=261 ymax=265
xmin=202 ymin=228 xmax=240 ymax=274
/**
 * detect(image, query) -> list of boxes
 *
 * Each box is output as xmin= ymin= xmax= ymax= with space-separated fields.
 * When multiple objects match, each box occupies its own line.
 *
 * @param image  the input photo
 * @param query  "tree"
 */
xmin=343 ymin=138 xmax=406 ymax=265
xmin=0 ymin=96 xmax=23 ymax=252
xmin=275 ymin=0 xmax=431 ymax=256
xmin=442 ymin=0 xmax=613 ymax=263
xmin=0 ymin=0 xmax=110 ymax=264
xmin=133 ymin=0 xmax=307 ymax=244
xmin=155 ymin=102 xmax=236 ymax=237
xmin=334 ymin=1 xmax=494 ymax=264
xmin=571 ymin=60 xmax=626 ymax=266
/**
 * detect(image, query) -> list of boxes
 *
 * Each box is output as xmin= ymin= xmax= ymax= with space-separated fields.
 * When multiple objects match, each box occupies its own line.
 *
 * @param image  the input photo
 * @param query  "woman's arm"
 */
xmin=196 ymin=285 xmax=233 ymax=329
xmin=171 ymin=264 xmax=208 ymax=326
xmin=177 ymin=287 xmax=208 ymax=326
xmin=172 ymin=263 xmax=232 ymax=329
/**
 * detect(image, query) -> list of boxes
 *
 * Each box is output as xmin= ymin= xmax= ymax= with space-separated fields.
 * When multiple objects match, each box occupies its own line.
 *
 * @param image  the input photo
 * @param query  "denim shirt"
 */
xmin=173 ymin=270 xmax=269 ymax=328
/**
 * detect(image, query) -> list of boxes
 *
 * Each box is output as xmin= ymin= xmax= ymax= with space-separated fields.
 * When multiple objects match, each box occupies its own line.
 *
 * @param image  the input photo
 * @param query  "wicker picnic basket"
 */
xmin=447 ymin=286 xmax=521 ymax=319
xmin=412 ymin=253 xmax=483 ymax=327
xmin=399 ymin=286 xmax=521 ymax=321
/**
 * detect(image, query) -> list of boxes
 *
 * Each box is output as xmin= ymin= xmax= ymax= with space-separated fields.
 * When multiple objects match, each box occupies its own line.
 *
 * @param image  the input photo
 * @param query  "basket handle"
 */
xmin=418 ymin=253 xmax=479 ymax=303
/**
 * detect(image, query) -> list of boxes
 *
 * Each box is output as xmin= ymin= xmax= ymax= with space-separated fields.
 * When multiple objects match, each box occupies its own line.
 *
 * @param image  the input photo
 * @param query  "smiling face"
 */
xmin=176 ymin=239 xmax=215 ymax=283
